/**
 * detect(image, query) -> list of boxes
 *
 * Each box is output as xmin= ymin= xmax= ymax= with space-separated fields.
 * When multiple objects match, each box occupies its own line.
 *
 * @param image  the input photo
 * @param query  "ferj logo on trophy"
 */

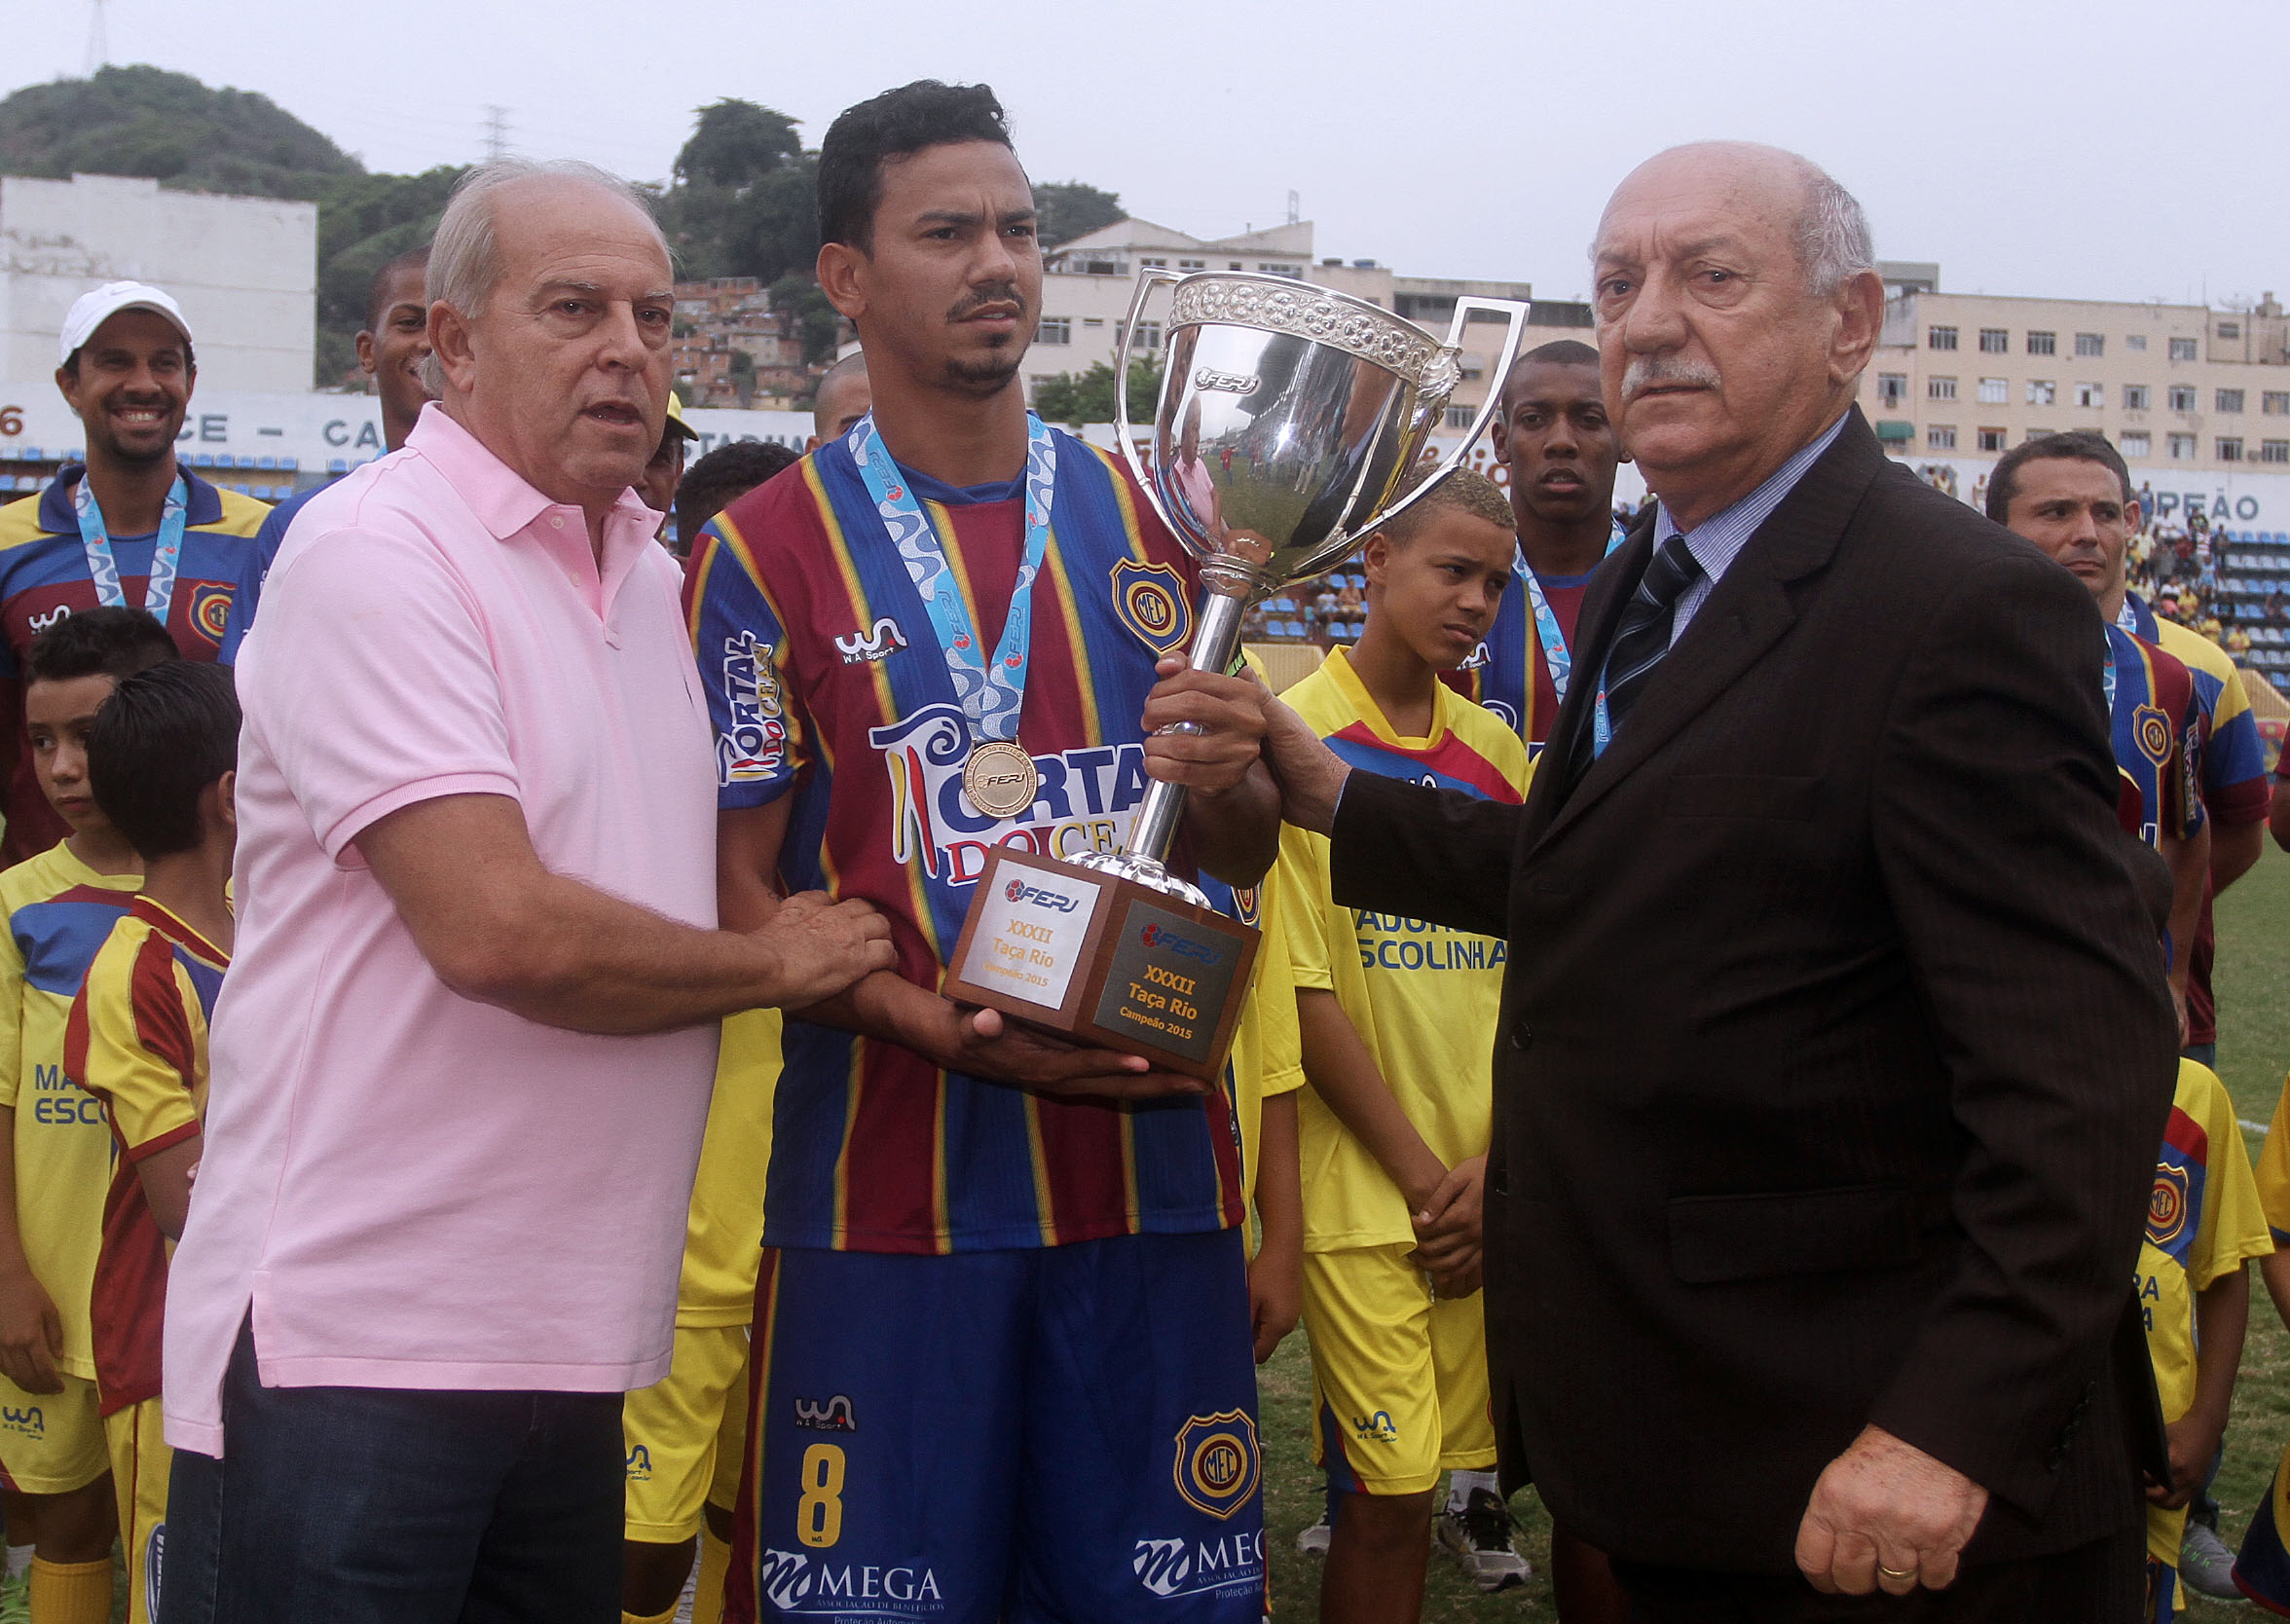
xmin=941 ymin=269 xmax=1527 ymax=1079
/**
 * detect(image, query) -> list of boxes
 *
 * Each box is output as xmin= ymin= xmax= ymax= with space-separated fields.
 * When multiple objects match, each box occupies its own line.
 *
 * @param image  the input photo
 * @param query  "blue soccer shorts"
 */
xmin=728 ymin=1228 xmax=1264 ymax=1624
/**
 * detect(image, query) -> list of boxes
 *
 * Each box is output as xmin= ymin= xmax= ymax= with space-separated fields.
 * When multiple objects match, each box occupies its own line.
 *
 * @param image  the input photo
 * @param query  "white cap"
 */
xmin=57 ymin=281 xmax=194 ymax=368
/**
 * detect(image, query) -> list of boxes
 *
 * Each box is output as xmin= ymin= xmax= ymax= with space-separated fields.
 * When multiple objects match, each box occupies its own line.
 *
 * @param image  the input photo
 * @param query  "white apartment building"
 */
xmin=0 ymin=173 xmax=316 ymax=392
xmin=1858 ymin=268 xmax=2290 ymax=528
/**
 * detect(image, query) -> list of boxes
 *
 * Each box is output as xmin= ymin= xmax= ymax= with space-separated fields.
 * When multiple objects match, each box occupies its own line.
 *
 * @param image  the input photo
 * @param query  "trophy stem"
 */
xmin=1122 ymin=588 xmax=1250 ymax=868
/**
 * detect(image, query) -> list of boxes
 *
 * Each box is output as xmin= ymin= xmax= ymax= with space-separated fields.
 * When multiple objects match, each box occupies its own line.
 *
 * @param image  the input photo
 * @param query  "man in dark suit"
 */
xmin=1259 ymin=142 xmax=2176 ymax=1620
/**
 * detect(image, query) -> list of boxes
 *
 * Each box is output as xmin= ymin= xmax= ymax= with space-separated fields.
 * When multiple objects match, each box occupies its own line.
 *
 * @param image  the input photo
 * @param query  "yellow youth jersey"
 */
xmin=2141 ymin=1059 xmax=2272 ymax=1569
xmin=1280 ymin=649 xmax=1529 ymax=1252
xmin=0 ymin=841 xmax=139 ymax=1380
xmin=675 ymin=1008 xmax=782 ymax=1326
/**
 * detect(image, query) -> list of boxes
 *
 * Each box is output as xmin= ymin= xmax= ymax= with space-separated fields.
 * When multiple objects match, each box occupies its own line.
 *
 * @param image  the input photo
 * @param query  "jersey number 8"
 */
xmin=797 ymin=1443 xmax=846 ymax=1549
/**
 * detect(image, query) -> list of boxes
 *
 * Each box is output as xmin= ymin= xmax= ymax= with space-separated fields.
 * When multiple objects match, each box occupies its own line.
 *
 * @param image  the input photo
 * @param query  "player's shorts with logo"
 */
xmin=1303 ymin=1241 xmax=1495 ymax=1496
xmin=626 ymin=1320 xmax=752 ymax=1542
xmin=733 ymin=1229 xmax=1264 ymax=1624
xmin=0 ymin=1369 xmax=107 ymax=1494
xmin=106 ymin=1393 xmax=170 ymax=1624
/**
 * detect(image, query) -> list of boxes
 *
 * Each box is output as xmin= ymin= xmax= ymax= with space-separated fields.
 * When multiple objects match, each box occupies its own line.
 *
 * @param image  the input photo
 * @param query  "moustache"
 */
xmin=1621 ymin=354 xmax=1721 ymax=400
xmin=948 ymin=284 xmax=1025 ymax=321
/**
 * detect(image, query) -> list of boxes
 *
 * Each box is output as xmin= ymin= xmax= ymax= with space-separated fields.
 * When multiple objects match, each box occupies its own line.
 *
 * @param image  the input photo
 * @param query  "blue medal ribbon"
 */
xmin=1523 ymin=521 xmax=1627 ymax=707
xmin=73 ymin=470 xmax=188 ymax=622
xmin=848 ymin=412 xmax=1054 ymax=747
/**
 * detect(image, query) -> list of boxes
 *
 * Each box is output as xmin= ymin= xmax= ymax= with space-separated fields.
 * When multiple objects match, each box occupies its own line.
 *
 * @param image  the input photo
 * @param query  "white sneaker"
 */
xmin=1295 ymin=1511 xmax=1332 ymax=1557
xmin=1434 ymin=1488 xmax=1531 ymax=1592
xmin=2179 ymin=1522 xmax=2241 ymax=1600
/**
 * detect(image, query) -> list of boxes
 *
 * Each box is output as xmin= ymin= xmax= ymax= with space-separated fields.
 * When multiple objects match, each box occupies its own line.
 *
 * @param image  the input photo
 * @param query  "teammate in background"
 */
xmin=804 ymin=351 xmax=870 ymax=450
xmin=691 ymin=82 xmax=1276 ymax=1623
xmin=672 ymin=443 xmax=800 ymax=571
xmin=63 ymin=661 xmax=239 ymax=1624
xmin=1991 ymin=440 xmax=2210 ymax=1037
xmin=622 ymin=447 xmax=799 ymax=1624
xmin=218 ymin=246 xmax=433 ymax=664
xmin=643 ymin=393 xmax=701 ymax=550
xmin=1278 ymin=467 xmax=1529 ymax=1621
xmin=0 ymin=283 xmax=267 ymax=866
xmin=0 ymin=610 xmax=175 ymax=1624
xmin=1445 ymin=341 xmax=1626 ymax=755
xmin=1999 ymin=436 xmax=2269 ymax=1067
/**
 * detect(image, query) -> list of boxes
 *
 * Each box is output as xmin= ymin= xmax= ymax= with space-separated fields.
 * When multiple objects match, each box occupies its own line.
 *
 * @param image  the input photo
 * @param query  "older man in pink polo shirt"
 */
xmin=155 ymin=160 xmax=893 ymax=1624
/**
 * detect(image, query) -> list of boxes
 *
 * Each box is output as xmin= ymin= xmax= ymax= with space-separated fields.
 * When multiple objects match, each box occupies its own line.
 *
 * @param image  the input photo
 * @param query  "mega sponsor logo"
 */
xmin=1004 ymin=877 xmax=1080 ymax=914
xmin=1353 ymin=911 xmax=1509 ymax=973
xmin=1132 ymin=1532 xmax=1266 ymax=1601
xmin=1 ymin=1404 xmax=44 ymax=1437
xmin=794 ymin=1393 xmax=857 ymax=1432
xmin=718 ymin=630 xmax=789 ymax=785
xmin=1140 ymin=920 xmax=1223 ymax=967
xmin=27 ymin=607 xmax=68 ymax=635
xmin=624 ymin=1444 xmax=652 ymax=1482
xmin=757 ymin=1549 xmax=944 ymax=1616
xmin=873 ymin=705 xmax=1150 ymax=885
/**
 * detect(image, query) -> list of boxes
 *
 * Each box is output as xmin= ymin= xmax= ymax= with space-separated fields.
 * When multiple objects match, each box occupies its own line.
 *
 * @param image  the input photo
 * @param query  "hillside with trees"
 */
xmin=0 ymin=68 xmax=1129 ymax=393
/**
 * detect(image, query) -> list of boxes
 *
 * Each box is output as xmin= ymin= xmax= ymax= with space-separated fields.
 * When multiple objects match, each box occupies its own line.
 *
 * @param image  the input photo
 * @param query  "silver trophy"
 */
xmin=1083 ymin=270 xmax=1528 ymax=902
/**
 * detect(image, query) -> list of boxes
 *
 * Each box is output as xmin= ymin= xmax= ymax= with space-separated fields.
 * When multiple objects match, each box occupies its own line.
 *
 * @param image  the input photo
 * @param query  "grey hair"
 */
xmin=418 ymin=158 xmax=666 ymax=396
xmin=1796 ymin=165 xmax=1874 ymax=297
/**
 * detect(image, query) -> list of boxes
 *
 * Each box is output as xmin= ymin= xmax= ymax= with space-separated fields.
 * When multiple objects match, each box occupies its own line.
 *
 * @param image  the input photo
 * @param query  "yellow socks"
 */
xmin=28 ymin=1556 xmax=111 ymax=1624
xmin=693 ymin=1521 xmax=732 ymax=1624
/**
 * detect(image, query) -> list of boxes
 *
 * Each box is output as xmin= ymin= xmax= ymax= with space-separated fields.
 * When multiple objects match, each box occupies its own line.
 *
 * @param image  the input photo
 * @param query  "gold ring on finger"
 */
xmin=1877 ymin=1565 xmax=1916 ymax=1581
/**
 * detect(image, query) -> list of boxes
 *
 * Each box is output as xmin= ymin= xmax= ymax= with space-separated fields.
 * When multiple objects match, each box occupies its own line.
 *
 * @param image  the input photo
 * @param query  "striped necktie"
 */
xmin=1594 ymin=533 xmax=1703 ymax=755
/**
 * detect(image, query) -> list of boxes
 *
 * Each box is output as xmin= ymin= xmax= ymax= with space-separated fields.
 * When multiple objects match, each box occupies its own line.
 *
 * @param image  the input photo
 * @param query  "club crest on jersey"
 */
xmin=872 ymin=703 xmax=1149 ymax=885
xmin=834 ymin=616 xmax=907 ymax=665
xmin=2148 ymin=1161 xmax=2190 ymax=1251
xmin=717 ymin=630 xmax=789 ymax=785
xmin=1225 ymin=885 xmax=1261 ymax=928
xmin=191 ymin=583 xmax=233 ymax=644
xmin=1111 ymin=560 xmax=1191 ymax=656
xmin=2133 ymin=704 xmax=2173 ymax=767
xmin=1171 ymin=1410 xmax=1261 ymax=1521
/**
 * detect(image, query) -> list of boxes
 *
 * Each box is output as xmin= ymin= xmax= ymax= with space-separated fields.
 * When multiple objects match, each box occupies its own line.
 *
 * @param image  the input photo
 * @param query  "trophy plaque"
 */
xmin=942 ymin=271 xmax=1527 ymax=1078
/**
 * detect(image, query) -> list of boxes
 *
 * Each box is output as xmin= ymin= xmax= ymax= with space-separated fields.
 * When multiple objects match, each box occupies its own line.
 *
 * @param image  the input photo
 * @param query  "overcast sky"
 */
xmin=8 ymin=0 xmax=2282 ymax=310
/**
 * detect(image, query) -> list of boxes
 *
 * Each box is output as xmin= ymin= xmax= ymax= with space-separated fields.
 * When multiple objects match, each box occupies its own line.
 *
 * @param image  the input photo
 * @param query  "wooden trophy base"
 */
xmin=942 ymin=846 xmax=1260 ymax=1081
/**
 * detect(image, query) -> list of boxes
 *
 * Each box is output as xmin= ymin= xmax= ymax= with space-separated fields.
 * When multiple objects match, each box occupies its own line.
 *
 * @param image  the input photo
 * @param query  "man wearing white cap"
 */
xmin=0 ymin=281 xmax=269 ymax=865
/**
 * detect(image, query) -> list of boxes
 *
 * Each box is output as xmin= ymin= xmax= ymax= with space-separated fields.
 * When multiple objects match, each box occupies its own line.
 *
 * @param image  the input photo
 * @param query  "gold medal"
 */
xmin=963 ymin=740 xmax=1040 ymax=819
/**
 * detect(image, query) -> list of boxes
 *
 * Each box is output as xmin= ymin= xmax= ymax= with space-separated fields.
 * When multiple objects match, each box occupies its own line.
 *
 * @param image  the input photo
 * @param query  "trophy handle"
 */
xmin=1114 ymin=269 xmax=1188 ymax=545
xmin=1364 ymin=295 xmax=1531 ymax=535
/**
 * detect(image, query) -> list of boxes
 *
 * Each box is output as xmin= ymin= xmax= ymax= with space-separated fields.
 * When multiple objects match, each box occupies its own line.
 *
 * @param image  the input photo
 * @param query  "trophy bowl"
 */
xmin=1104 ymin=270 xmax=1528 ymax=870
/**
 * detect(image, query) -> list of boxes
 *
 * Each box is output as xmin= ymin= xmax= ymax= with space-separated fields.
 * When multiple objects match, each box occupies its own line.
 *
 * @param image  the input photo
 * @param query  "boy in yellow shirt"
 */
xmin=66 ymin=661 xmax=239 ymax=1624
xmin=1278 ymin=469 xmax=1528 ymax=1622
xmin=0 ymin=609 xmax=175 ymax=1624
xmin=2132 ymin=1059 xmax=2268 ymax=1617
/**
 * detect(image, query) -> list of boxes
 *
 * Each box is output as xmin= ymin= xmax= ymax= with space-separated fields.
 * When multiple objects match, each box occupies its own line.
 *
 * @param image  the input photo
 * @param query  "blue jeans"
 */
xmin=158 ymin=1319 xmax=624 ymax=1624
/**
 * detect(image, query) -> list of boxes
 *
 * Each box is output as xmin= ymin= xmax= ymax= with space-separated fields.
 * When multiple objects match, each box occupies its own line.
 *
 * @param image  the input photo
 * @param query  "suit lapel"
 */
xmin=1532 ymin=410 xmax=1891 ymax=850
